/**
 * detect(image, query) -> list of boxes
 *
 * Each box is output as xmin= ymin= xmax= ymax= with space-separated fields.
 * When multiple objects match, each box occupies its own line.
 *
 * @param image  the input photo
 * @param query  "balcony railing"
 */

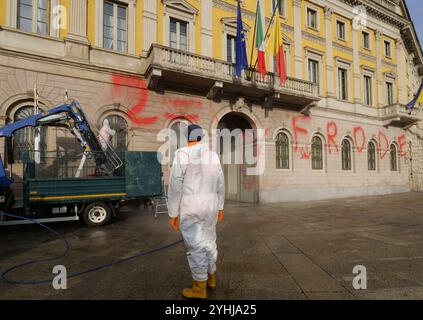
xmin=379 ymin=103 xmax=423 ymax=127
xmin=146 ymin=44 xmax=319 ymax=99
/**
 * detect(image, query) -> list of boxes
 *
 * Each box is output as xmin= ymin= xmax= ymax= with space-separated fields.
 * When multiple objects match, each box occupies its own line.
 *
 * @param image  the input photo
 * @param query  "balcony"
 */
xmin=380 ymin=103 xmax=423 ymax=128
xmin=144 ymin=45 xmax=320 ymax=111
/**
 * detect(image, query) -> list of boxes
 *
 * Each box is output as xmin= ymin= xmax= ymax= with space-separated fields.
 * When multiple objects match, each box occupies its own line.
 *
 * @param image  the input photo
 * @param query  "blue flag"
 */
xmin=406 ymin=80 xmax=423 ymax=110
xmin=235 ymin=0 xmax=248 ymax=78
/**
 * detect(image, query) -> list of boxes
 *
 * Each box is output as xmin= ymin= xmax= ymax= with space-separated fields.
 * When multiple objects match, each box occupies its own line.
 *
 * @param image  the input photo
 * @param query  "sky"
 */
xmin=407 ymin=0 xmax=423 ymax=42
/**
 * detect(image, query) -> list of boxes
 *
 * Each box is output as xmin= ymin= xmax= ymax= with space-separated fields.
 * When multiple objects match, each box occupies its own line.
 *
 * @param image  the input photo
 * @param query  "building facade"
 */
xmin=0 ymin=0 xmax=422 ymax=203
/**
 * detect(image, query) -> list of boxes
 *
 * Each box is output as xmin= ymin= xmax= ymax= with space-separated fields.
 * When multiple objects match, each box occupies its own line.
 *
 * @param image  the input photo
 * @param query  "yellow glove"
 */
xmin=218 ymin=210 xmax=223 ymax=222
xmin=169 ymin=217 xmax=179 ymax=231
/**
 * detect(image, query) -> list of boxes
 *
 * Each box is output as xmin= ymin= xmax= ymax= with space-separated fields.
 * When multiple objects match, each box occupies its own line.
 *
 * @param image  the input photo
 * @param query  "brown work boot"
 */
xmin=182 ymin=280 xmax=207 ymax=299
xmin=207 ymin=273 xmax=217 ymax=290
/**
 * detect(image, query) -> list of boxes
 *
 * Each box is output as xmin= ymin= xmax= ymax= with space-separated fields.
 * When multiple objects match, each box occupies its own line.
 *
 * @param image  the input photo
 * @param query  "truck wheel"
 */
xmin=82 ymin=202 xmax=112 ymax=226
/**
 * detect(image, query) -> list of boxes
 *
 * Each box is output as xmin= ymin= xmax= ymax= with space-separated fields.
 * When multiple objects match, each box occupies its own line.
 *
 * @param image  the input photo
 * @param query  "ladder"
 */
xmin=154 ymin=188 xmax=168 ymax=218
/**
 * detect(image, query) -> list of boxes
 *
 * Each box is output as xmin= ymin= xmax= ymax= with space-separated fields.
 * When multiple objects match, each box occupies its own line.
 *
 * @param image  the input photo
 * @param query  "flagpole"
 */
xmin=252 ymin=0 xmax=279 ymax=74
xmin=248 ymin=0 xmax=259 ymax=80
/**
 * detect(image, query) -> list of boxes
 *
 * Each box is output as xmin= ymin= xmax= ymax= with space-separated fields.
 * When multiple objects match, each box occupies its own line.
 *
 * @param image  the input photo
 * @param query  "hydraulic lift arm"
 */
xmin=0 ymin=99 xmax=119 ymax=188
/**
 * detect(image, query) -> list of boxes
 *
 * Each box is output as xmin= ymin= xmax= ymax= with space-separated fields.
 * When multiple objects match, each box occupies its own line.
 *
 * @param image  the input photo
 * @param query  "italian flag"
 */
xmin=268 ymin=12 xmax=286 ymax=84
xmin=255 ymin=0 xmax=266 ymax=79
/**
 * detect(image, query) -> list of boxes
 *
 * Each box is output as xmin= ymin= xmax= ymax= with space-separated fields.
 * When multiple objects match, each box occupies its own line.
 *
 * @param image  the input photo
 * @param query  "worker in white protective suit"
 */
xmin=168 ymin=124 xmax=225 ymax=300
xmin=98 ymin=119 xmax=116 ymax=151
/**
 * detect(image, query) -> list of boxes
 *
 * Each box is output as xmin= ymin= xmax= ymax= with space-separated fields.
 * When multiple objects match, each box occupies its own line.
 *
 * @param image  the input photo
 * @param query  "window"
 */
xmin=308 ymin=59 xmax=319 ymax=84
xmin=362 ymin=31 xmax=370 ymax=49
xmin=18 ymin=0 xmax=50 ymax=35
xmin=170 ymin=18 xmax=188 ymax=51
xmin=13 ymin=106 xmax=47 ymax=162
xmin=226 ymin=35 xmax=236 ymax=64
xmin=341 ymin=139 xmax=352 ymax=171
xmin=272 ymin=0 xmax=283 ymax=15
xmin=368 ymin=141 xmax=376 ymax=171
xmin=386 ymin=82 xmax=394 ymax=105
xmin=105 ymin=115 xmax=128 ymax=152
xmin=384 ymin=40 xmax=391 ymax=58
xmin=363 ymin=75 xmax=373 ymax=106
xmin=336 ymin=21 xmax=346 ymax=40
xmin=390 ymin=144 xmax=397 ymax=171
xmin=103 ymin=1 xmax=127 ymax=52
xmin=338 ymin=68 xmax=348 ymax=101
xmin=276 ymin=132 xmax=289 ymax=169
xmin=307 ymin=8 xmax=318 ymax=29
xmin=311 ymin=136 xmax=323 ymax=170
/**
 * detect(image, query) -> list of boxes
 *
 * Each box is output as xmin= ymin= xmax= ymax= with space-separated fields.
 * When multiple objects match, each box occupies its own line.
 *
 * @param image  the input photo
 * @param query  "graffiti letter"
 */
xmin=112 ymin=74 xmax=157 ymax=125
xmin=354 ymin=127 xmax=366 ymax=153
xmin=326 ymin=121 xmax=339 ymax=154
xmin=292 ymin=115 xmax=309 ymax=152
xmin=378 ymin=131 xmax=389 ymax=160
xmin=398 ymin=134 xmax=407 ymax=157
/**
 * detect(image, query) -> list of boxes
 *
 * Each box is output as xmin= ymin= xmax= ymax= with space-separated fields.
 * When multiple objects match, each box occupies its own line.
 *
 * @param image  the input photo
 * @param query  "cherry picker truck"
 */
xmin=0 ymin=99 xmax=162 ymax=226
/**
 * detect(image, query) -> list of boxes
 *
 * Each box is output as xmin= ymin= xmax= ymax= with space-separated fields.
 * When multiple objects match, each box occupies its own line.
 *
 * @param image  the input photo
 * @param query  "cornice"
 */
xmin=302 ymin=31 xmax=326 ymax=46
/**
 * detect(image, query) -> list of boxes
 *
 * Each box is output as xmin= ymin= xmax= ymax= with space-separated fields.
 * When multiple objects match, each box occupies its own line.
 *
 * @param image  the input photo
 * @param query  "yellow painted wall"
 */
xmin=302 ymin=1 xmax=325 ymax=38
xmin=332 ymin=14 xmax=352 ymax=48
xmin=382 ymin=34 xmax=396 ymax=63
xmin=87 ymin=0 xmax=96 ymax=45
xmin=0 ymin=0 xmax=402 ymax=106
xmin=359 ymin=28 xmax=376 ymax=56
xmin=0 ymin=0 xmax=6 ymax=27
xmin=135 ymin=0 xmax=143 ymax=54
xmin=59 ymin=0 xmax=70 ymax=39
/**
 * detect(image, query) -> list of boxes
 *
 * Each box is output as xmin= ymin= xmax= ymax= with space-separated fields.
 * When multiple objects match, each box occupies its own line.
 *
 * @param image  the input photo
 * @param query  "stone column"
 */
xmin=375 ymin=30 xmax=384 ymax=107
xmin=352 ymin=27 xmax=361 ymax=104
xmin=396 ymin=37 xmax=404 ymax=104
xmin=293 ymin=0 xmax=303 ymax=79
xmin=143 ymin=0 xmax=158 ymax=54
xmin=65 ymin=0 xmax=89 ymax=61
xmin=324 ymin=6 xmax=334 ymax=98
xmin=201 ymin=0 xmax=213 ymax=57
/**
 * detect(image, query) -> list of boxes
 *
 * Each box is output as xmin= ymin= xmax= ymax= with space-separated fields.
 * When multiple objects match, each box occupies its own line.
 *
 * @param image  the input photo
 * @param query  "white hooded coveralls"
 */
xmin=98 ymin=119 xmax=116 ymax=151
xmin=168 ymin=143 xmax=225 ymax=281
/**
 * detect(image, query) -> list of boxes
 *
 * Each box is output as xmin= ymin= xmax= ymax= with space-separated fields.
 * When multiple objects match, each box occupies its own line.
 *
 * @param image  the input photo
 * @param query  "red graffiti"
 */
xmin=378 ymin=131 xmax=389 ymax=160
xmin=300 ymin=147 xmax=311 ymax=159
xmin=353 ymin=127 xmax=366 ymax=153
xmin=326 ymin=122 xmax=339 ymax=154
xmin=163 ymin=97 xmax=203 ymax=108
xmin=112 ymin=74 xmax=158 ymax=125
xmin=164 ymin=112 xmax=200 ymax=123
xmin=398 ymin=134 xmax=407 ymax=157
xmin=292 ymin=115 xmax=310 ymax=157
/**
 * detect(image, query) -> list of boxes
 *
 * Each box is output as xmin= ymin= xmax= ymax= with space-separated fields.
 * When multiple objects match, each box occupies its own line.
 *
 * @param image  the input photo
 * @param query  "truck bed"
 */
xmin=22 ymin=151 xmax=162 ymax=207
xmin=26 ymin=176 xmax=126 ymax=205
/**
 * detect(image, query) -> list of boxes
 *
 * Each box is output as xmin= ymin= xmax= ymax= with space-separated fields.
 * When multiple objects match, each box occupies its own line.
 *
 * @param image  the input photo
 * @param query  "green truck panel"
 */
xmin=23 ymin=151 xmax=162 ymax=206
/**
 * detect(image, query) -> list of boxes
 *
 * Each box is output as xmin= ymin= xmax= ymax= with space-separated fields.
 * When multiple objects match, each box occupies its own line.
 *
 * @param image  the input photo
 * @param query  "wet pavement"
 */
xmin=2 ymin=192 xmax=423 ymax=300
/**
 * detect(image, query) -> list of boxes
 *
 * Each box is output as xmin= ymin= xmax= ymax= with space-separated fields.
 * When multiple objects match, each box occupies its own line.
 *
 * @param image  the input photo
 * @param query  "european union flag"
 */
xmin=406 ymin=80 xmax=423 ymax=110
xmin=235 ymin=0 xmax=248 ymax=78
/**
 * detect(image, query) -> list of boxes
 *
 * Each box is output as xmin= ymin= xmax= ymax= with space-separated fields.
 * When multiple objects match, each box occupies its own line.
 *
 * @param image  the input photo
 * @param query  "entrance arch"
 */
xmin=216 ymin=112 xmax=258 ymax=203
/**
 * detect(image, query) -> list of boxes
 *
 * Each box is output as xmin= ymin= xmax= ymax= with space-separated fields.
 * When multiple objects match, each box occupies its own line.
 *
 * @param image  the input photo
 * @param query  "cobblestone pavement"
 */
xmin=2 ymin=192 xmax=423 ymax=299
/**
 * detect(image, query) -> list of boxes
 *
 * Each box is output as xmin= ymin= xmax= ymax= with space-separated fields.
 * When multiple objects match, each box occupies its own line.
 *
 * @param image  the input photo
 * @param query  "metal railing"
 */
xmin=147 ymin=44 xmax=319 ymax=97
xmin=24 ymin=150 xmax=125 ymax=180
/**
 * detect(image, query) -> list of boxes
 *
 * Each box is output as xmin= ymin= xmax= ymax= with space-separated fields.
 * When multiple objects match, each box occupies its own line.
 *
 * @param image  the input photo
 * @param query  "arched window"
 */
xmin=13 ymin=106 xmax=47 ymax=161
xmin=368 ymin=141 xmax=376 ymax=171
xmin=341 ymin=139 xmax=352 ymax=170
xmin=311 ymin=135 xmax=323 ymax=170
xmin=169 ymin=119 xmax=189 ymax=165
xmin=390 ymin=144 xmax=398 ymax=172
xmin=276 ymin=131 xmax=289 ymax=169
xmin=105 ymin=115 xmax=128 ymax=152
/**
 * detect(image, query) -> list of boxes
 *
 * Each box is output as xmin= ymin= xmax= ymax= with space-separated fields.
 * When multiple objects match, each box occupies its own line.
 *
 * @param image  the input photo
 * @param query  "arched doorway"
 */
xmin=217 ymin=112 xmax=258 ymax=203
